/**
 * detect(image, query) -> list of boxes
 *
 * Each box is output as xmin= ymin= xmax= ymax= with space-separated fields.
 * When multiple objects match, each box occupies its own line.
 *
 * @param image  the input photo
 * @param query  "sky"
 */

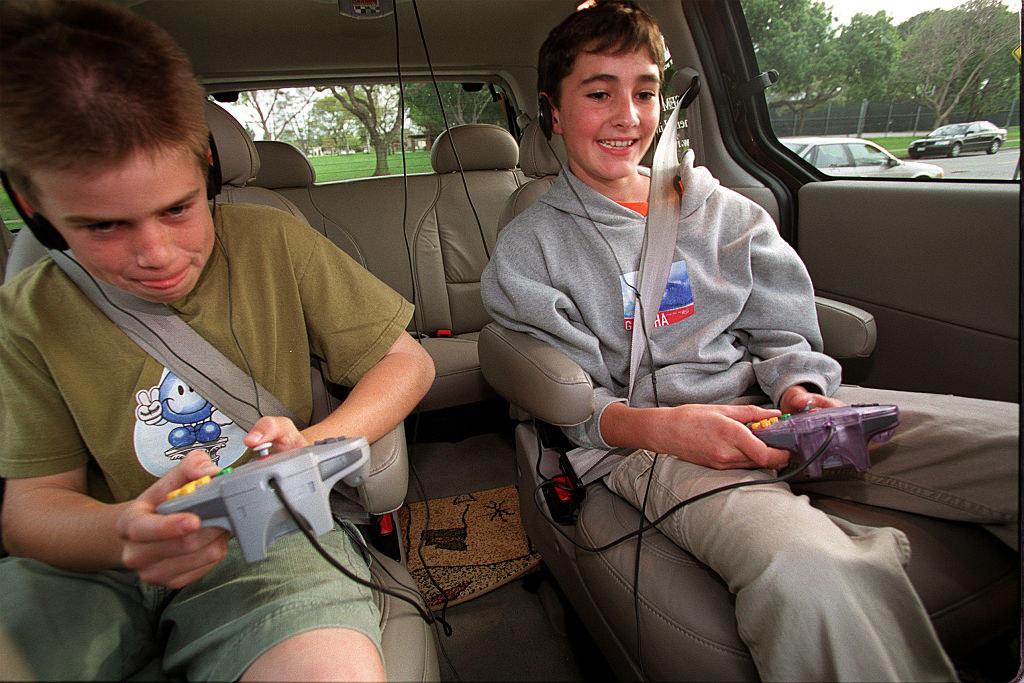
xmin=827 ymin=0 xmax=1021 ymax=25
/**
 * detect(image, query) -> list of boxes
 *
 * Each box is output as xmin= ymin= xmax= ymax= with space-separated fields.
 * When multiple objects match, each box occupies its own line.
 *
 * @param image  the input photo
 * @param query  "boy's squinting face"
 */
xmin=549 ymin=47 xmax=661 ymax=202
xmin=29 ymin=146 xmax=216 ymax=303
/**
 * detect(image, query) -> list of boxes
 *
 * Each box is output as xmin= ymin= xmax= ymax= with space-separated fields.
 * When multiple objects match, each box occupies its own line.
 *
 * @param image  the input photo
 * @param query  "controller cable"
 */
xmin=410 ymin=0 xmax=490 ymax=261
xmin=391 ymin=2 xmax=462 ymax=660
xmin=533 ymin=424 xmax=837 ymax=554
xmin=267 ymin=476 xmax=451 ymax=633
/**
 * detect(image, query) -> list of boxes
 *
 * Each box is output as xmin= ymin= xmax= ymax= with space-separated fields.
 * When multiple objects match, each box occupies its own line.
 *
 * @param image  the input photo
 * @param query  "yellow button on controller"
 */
xmin=165 ymin=474 xmax=213 ymax=501
xmin=750 ymin=417 xmax=781 ymax=430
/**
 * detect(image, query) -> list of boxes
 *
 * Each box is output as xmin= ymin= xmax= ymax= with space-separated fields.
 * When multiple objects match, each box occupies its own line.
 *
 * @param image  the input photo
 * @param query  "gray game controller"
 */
xmin=157 ymin=436 xmax=370 ymax=563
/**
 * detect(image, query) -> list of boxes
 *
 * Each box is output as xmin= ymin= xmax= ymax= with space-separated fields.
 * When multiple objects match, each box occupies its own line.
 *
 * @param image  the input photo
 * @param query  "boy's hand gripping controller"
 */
xmin=748 ymin=404 xmax=899 ymax=478
xmin=156 ymin=436 xmax=370 ymax=563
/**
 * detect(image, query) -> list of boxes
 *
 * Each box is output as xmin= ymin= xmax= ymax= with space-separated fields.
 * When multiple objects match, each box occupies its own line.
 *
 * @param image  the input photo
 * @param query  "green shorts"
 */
xmin=0 ymin=523 xmax=382 ymax=681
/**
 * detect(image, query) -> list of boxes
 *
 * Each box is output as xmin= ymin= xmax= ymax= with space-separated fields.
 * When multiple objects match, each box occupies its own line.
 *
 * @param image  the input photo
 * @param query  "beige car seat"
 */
xmin=250 ymin=125 xmax=525 ymax=414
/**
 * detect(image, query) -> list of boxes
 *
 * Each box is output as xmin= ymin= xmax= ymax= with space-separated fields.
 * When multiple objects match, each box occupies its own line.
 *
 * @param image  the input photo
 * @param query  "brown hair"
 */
xmin=537 ymin=0 xmax=666 ymax=106
xmin=0 ymin=0 xmax=209 ymax=201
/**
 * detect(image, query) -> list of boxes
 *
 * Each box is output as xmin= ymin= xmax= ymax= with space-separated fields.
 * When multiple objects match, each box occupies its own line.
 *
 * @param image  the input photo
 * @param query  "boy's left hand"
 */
xmin=244 ymin=416 xmax=310 ymax=455
xmin=779 ymin=385 xmax=845 ymax=415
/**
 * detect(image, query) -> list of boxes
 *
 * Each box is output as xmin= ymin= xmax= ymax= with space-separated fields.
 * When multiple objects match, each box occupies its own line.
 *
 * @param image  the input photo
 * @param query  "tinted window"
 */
xmin=742 ymin=0 xmax=1020 ymax=180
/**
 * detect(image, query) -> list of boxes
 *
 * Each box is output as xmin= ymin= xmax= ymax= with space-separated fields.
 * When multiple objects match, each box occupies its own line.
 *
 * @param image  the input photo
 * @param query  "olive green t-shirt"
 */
xmin=0 ymin=203 xmax=413 ymax=501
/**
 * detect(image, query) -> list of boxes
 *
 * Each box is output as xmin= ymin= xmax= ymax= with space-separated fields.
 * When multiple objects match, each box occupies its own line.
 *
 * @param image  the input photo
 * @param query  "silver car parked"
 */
xmin=782 ymin=136 xmax=944 ymax=178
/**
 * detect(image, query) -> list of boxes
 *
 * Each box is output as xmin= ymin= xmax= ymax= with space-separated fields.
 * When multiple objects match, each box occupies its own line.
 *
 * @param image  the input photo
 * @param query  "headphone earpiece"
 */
xmin=0 ymin=170 xmax=68 ymax=251
xmin=207 ymin=133 xmax=223 ymax=201
xmin=538 ymin=94 xmax=553 ymax=140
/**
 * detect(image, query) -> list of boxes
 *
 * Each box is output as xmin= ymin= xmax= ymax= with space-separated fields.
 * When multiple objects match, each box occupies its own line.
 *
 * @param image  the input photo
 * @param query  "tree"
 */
xmin=238 ymin=88 xmax=318 ymax=143
xmin=328 ymin=84 xmax=402 ymax=176
xmin=833 ymin=11 xmax=901 ymax=103
xmin=306 ymin=96 xmax=361 ymax=154
xmin=404 ymin=82 xmax=506 ymax=147
xmin=742 ymin=0 xmax=844 ymax=131
xmin=891 ymin=0 xmax=1020 ymax=127
xmin=961 ymin=54 xmax=1019 ymax=122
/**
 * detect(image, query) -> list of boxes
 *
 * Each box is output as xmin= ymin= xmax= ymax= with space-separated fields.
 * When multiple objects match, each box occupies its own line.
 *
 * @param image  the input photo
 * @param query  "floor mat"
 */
xmin=398 ymin=484 xmax=541 ymax=608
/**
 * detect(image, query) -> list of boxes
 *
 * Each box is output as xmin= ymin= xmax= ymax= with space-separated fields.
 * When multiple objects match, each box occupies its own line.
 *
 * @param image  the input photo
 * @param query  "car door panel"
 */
xmin=796 ymin=180 xmax=1018 ymax=402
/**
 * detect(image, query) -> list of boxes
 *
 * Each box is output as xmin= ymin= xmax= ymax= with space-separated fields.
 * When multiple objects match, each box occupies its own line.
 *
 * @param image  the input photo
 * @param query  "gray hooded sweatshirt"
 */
xmin=481 ymin=152 xmax=841 ymax=449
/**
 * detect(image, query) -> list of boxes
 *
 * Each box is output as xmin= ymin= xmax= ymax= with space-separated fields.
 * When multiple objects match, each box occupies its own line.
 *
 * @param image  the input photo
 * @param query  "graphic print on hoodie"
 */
xmin=620 ymin=259 xmax=695 ymax=331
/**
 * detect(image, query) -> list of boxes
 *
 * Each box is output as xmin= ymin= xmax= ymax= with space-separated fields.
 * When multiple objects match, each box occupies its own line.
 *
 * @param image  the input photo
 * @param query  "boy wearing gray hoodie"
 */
xmin=481 ymin=1 xmax=1017 ymax=680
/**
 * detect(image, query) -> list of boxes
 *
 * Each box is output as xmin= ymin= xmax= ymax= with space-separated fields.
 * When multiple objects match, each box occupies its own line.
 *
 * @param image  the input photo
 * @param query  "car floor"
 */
xmin=404 ymin=400 xmax=614 ymax=682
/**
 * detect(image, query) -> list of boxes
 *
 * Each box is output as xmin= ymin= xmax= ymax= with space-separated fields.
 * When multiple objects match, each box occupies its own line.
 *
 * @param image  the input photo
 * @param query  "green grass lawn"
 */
xmin=1 ymin=194 xmax=23 ymax=233
xmin=309 ymin=150 xmax=432 ymax=182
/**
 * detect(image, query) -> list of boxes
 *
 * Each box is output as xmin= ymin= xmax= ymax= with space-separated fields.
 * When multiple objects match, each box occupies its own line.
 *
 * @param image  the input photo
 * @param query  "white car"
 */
xmin=781 ymin=136 xmax=944 ymax=178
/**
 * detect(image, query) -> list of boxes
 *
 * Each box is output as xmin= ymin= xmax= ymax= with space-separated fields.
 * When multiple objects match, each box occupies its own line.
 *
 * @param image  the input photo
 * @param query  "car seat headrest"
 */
xmin=518 ymin=120 xmax=565 ymax=178
xmin=252 ymin=140 xmax=317 ymax=188
xmin=430 ymin=124 xmax=519 ymax=174
xmin=205 ymin=100 xmax=259 ymax=187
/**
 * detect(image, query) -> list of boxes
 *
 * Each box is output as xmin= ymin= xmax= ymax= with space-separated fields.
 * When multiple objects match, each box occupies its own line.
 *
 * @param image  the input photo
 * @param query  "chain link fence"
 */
xmin=769 ymin=97 xmax=1020 ymax=137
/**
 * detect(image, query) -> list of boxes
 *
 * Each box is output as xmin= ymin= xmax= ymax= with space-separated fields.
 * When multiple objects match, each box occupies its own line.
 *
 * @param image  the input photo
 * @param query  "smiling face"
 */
xmin=158 ymin=373 xmax=212 ymax=423
xmin=27 ymin=145 xmax=215 ymax=303
xmin=548 ymin=47 xmax=661 ymax=203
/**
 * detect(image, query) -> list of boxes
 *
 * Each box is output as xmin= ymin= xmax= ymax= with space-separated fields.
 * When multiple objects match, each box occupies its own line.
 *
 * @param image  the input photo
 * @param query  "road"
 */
xmin=921 ymin=147 xmax=1021 ymax=180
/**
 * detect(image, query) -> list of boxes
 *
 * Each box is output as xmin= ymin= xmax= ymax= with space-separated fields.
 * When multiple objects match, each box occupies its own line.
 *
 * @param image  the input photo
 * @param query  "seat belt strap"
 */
xmin=627 ymin=72 xmax=702 ymax=405
xmin=627 ymin=86 xmax=686 ymax=404
xmin=49 ymin=249 xmax=306 ymax=432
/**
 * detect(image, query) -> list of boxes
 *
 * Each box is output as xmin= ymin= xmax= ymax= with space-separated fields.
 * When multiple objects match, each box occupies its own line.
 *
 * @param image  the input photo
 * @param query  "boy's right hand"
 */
xmin=115 ymin=450 xmax=230 ymax=589
xmin=655 ymin=404 xmax=792 ymax=470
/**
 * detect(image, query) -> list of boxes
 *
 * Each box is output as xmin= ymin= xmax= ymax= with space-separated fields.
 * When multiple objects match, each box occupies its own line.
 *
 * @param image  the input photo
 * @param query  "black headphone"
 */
xmin=2 ymin=134 xmax=223 ymax=251
xmin=538 ymin=94 xmax=554 ymax=140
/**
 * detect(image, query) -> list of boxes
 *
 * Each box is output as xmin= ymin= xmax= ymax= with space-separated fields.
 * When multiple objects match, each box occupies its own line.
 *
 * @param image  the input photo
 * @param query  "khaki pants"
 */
xmin=605 ymin=386 xmax=1018 ymax=682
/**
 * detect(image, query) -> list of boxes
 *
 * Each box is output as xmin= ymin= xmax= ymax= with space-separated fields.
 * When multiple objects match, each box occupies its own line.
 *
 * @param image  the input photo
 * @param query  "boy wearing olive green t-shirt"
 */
xmin=0 ymin=2 xmax=434 ymax=679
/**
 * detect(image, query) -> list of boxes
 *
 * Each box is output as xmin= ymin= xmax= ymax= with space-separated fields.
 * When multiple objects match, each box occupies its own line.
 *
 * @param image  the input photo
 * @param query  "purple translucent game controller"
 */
xmin=748 ymin=404 xmax=900 ymax=478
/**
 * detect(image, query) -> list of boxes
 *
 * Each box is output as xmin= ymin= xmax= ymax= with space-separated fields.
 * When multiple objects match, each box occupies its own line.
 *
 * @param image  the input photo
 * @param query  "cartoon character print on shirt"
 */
xmin=621 ymin=259 xmax=695 ymax=331
xmin=133 ymin=368 xmax=248 ymax=476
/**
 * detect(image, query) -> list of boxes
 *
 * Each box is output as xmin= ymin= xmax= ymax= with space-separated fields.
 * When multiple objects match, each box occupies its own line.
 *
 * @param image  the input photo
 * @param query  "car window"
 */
xmin=781 ymin=141 xmax=809 ymax=155
xmin=813 ymin=143 xmax=851 ymax=169
xmin=214 ymin=80 xmax=515 ymax=182
xmin=848 ymin=142 xmax=890 ymax=166
xmin=932 ymin=124 xmax=967 ymax=137
xmin=740 ymin=0 xmax=1020 ymax=180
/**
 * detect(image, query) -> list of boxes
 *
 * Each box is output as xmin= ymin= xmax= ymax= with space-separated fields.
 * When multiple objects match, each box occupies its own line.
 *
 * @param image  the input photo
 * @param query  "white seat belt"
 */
xmin=627 ymin=71 xmax=700 ymax=404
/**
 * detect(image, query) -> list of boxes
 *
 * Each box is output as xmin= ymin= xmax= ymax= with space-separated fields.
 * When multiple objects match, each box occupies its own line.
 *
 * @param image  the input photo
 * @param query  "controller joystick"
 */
xmin=748 ymin=404 xmax=899 ymax=479
xmin=157 ymin=436 xmax=370 ymax=563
